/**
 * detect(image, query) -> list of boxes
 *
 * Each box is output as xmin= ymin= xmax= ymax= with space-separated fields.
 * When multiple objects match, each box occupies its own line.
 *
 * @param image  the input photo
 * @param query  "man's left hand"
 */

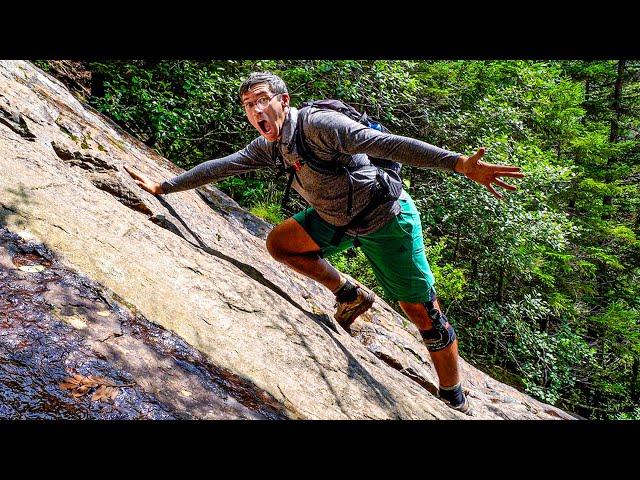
xmin=455 ymin=148 xmax=524 ymax=199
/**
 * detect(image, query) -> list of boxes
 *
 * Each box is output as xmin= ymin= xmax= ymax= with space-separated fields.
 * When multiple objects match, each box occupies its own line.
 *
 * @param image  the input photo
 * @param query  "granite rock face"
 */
xmin=0 ymin=60 xmax=574 ymax=420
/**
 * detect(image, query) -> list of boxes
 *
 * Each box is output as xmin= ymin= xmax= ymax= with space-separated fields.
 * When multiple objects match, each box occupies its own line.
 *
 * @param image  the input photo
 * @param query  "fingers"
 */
xmin=493 ymin=165 xmax=522 ymax=172
xmin=123 ymin=164 xmax=144 ymax=181
xmin=494 ymin=178 xmax=517 ymax=191
xmin=486 ymin=184 xmax=502 ymax=199
xmin=133 ymin=179 xmax=155 ymax=194
xmin=123 ymin=164 xmax=137 ymax=177
xmin=469 ymin=147 xmax=486 ymax=164
xmin=124 ymin=165 xmax=152 ymax=192
xmin=496 ymin=171 xmax=525 ymax=178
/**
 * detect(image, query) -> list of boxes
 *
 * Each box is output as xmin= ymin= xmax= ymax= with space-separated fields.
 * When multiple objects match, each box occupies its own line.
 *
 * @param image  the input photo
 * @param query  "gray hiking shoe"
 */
xmin=438 ymin=386 xmax=472 ymax=415
xmin=334 ymin=285 xmax=375 ymax=330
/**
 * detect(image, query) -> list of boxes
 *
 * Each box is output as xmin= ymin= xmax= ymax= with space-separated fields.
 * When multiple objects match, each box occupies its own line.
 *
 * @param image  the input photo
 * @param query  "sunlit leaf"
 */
xmin=18 ymin=265 xmax=46 ymax=273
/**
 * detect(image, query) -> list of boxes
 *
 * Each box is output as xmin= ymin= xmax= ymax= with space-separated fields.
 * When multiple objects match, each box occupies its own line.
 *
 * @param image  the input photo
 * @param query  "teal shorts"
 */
xmin=292 ymin=194 xmax=436 ymax=303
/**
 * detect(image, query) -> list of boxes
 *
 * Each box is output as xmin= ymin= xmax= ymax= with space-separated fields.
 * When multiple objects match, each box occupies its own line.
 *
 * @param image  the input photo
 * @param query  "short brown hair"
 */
xmin=238 ymin=71 xmax=288 ymax=102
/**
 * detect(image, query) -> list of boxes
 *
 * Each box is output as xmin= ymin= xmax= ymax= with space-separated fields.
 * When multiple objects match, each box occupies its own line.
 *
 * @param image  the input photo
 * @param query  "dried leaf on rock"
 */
xmin=109 ymin=387 xmax=119 ymax=400
xmin=59 ymin=372 xmax=126 ymax=402
xmin=91 ymin=385 xmax=108 ymax=401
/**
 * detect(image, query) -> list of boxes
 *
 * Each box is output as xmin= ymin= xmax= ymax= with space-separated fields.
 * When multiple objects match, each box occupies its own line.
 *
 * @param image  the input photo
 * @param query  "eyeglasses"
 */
xmin=242 ymin=93 xmax=280 ymax=112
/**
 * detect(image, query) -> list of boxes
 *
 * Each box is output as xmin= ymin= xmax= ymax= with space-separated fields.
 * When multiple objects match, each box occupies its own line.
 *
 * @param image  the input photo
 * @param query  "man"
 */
xmin=125 ymin=71 xmax=524 ymax=414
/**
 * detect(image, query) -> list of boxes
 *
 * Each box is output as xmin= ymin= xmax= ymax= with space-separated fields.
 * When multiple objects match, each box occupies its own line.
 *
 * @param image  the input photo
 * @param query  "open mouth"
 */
xmin=258 ymin=120 xmax=272 ymax=136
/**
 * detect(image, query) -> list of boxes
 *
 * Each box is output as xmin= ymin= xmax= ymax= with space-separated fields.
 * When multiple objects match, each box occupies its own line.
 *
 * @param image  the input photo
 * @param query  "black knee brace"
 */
xmin=420 ymin=298 xmax=456 ymax=352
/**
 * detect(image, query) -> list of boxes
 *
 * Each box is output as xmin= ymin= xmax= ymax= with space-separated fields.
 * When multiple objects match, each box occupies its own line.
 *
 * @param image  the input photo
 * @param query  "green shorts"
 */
xmin=292 ymin=194 xmax=436 ymax=303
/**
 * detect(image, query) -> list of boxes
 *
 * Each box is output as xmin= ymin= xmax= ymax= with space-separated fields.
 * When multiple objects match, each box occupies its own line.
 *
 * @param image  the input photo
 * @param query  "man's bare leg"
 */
xmin=398 ymin=300 xmax=460 ymax=388
xmin=266 ymin=218 xmax=343 ymax=291
xmin=267 ymin=218 xmax=374 ymax=327
xmin=267 ymin=219 xmax=460 ymax=385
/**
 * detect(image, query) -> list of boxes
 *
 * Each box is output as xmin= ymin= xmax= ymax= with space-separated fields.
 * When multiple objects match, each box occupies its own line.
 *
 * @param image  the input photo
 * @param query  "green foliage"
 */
xmin=33 ymin=60 xmax=51 ymax=72
xmin=88 ymin=60 xmax=255 ymax=168
xmin=249 ymin=202 xmax=285 ymax=225
xmin=616 ymin=406 xmax=640 ymax=420
xmin=328 ymin=248 xmax=387 ymax=302
xmin=425 ymin=238 xmax=467 ymax=302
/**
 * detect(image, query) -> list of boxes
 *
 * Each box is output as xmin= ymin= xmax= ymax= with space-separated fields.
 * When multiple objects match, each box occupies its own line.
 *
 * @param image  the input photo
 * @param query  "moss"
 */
xmin=110 ymin=291 xmax=138 ymax=317
xmin=306 ymin=298 xmax=325 ymax=316
xmin=107 ymin=136 xmax=127 ymax=152
xmin=58 ymin=125 xmax=79 ymax=143
xmin=81 ymin=133 xmax=92 ymax=150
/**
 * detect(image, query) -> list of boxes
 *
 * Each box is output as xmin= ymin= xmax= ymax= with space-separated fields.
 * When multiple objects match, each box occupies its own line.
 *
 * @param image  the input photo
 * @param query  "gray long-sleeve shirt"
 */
xmin=162 ymin=106 xmax=461 ymax=234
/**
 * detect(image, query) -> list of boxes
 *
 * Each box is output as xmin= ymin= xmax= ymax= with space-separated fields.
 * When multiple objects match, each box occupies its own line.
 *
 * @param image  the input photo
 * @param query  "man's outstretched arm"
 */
xmin=123 ymin=136 xmax=274 ymax=195
xmin=304 ymin=110 xmax=524 ymax=198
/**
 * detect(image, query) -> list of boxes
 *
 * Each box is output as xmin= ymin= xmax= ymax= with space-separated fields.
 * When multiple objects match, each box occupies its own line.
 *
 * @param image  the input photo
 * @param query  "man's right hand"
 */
xmin=123 ymin=165 xmax=164 ymax=195
xmin=454 ymin=148 xmax=524 ymax=199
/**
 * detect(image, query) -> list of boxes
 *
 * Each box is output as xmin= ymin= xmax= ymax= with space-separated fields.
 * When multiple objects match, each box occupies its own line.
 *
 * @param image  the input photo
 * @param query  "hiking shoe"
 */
xmin=438 ymin=385 xmax=472 ymax=415
xmin=440 ymin=394 xmax=471 ymax=415
xmin=334 ymin=285 xmax=375 ymax=330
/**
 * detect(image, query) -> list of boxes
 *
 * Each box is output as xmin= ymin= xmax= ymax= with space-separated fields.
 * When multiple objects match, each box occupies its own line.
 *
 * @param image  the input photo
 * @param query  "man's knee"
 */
xmin=400 ymin=297 xmax=457 ymax=352
xmin=421 ymin=297 xmax=456 ymax=352
xmin=266 ymin=226 xmax=287 ymax=262
xmin=265 ymin=218 xmax=321 ymax=262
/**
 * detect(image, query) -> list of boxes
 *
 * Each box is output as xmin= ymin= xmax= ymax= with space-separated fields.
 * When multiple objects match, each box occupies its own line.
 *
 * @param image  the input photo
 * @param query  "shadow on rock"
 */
xmin=0 ymin=226 xmax=288 ymax=419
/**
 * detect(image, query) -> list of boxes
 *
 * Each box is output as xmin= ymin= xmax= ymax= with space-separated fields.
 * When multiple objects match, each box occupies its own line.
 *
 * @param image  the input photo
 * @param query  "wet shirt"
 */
xmin=161 ymin=107 xmax=461 ymax=234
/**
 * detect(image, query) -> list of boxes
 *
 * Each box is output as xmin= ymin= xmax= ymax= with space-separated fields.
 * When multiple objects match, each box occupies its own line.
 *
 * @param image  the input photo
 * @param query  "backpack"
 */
xmin=272 ymin=99 xmax=404 ymax=245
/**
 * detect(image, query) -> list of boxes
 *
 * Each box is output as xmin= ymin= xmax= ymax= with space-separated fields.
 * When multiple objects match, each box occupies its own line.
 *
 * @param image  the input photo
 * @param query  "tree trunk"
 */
xmin=632 ymin=356 xmax=639 ymax=402
xmin=608 ymin=60 xmax=626 ymax=145
xmin=603 ymin=60 xmax=626 ymax=219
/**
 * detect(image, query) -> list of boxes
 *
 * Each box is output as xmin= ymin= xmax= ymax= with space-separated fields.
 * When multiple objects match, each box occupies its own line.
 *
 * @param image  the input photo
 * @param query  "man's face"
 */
xmin=241 ymin=83 xmax=289 ymax=142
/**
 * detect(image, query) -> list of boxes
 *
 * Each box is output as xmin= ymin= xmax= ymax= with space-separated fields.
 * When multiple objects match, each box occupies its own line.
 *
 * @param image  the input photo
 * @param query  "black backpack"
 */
xmin=273 ymin=99 xmax=404 ymax=245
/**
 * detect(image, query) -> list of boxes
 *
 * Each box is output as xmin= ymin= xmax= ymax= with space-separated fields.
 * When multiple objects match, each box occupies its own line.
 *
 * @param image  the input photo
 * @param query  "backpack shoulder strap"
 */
xmin=272 ymin=140 xmax=294 ymax=181
xmin=294 ymin=106 xmax=311 ymax=161
xmin=294 ymin=106 xmax=346 ymax=174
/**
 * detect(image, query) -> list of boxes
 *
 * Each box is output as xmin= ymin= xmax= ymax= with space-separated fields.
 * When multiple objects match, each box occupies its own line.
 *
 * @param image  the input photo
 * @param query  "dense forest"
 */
xmin=35 ymin=60 xmax=640 ymax=419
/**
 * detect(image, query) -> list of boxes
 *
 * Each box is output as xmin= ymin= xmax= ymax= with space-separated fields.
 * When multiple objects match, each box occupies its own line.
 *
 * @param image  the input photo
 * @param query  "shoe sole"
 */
xmin=440 ymin=395 xmax=471 ymax=415
xmin=334 ymin=291 xmax=375 ymax=329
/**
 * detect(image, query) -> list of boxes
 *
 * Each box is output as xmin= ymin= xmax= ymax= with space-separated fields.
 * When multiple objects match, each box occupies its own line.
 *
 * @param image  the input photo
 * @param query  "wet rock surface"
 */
xmin=0 ymin=227 xmax=287 ymax=419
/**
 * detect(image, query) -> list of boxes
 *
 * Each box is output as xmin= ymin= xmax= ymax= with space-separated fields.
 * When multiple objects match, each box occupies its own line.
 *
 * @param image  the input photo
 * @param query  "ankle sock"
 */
xmin=334 ymin=279 xmax=358 ymax=302
xmin=439 ymin=383 xmax=465 ymax=406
